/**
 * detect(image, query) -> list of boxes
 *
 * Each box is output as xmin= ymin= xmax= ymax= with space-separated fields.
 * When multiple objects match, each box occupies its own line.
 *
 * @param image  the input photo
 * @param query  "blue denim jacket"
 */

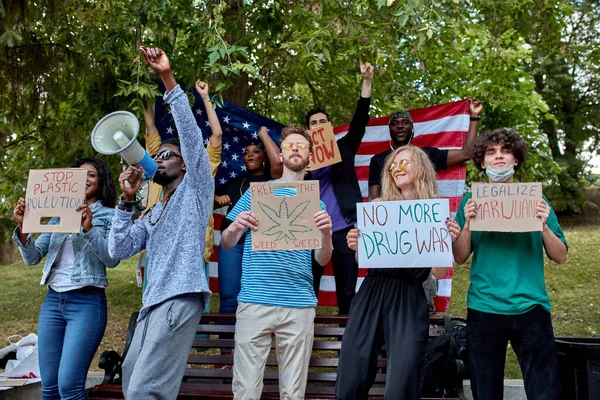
xmin=12 ymin=201 xmax=119 ymax=287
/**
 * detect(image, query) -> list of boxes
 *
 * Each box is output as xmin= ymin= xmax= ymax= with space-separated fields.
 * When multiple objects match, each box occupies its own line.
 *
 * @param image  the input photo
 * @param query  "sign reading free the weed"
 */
xmin=250 ymin=180 xmax=321 ymax=251
xmin=22 ymin=168 xmax=87 ymax=233
xmin=356 ymin=199 xmax=453 ymax=268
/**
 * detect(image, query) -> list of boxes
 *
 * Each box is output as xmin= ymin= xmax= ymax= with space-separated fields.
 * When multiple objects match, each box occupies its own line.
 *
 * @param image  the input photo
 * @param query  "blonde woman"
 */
xmin=335 ymin=146 xmax=453 ymax=400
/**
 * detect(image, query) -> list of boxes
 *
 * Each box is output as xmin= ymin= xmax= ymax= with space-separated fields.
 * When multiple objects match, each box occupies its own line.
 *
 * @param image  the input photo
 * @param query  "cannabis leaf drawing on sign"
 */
xmin=257 ymin=198 xmax=312 ymax=243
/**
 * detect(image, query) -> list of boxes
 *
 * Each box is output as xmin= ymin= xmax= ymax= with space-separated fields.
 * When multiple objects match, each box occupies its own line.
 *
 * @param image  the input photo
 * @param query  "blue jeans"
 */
xmin=38 ymin=287 xmax=107 ymax=400
xmin=217 ymin=242 xmax=243 ymax=314
xmin=467 ymin=306 xmax=560 ymax=400
xmin=217 ymin=242 xmax=243 ymax=352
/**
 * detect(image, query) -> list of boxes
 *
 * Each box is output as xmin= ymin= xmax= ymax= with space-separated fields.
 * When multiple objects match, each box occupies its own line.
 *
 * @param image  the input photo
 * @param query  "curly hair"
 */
xmin=71 ymin=158 xmax=117 ymax=208
xmin=380 ymin=146 xmax=439 ymax=201
xmin=472 ymin=129 xmax=528 ymax=172
xmin=280 ymin=125 xmax=313 ymax=152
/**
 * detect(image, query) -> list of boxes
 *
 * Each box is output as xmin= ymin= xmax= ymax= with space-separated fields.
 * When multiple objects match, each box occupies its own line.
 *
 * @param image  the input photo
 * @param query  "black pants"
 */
xmin=335 ymin=274 xmax=429 ymax=400
xmin=312 ymin=226 xmax=358 ymax=314
xmin=467 ymin=306 xmax=560 ymax=400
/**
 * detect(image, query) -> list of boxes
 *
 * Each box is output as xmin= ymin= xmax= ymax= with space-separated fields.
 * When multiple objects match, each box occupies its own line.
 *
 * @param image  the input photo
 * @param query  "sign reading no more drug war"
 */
xmin=307 ymin=123 xmax=342 ymax=171
xmin=356 ymin=199 xmax=453 ymax=268
xmin=23 ymin=168 xmax=87 ymax=233
xmin=250 ymin=180 xmax=321 ymax=251
xmin=470 ymin=182 xmax=543 ymax=232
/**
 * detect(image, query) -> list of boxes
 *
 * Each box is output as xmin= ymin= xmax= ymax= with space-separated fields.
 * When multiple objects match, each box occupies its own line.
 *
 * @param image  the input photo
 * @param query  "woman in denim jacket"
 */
xmin=12 ymin=158 xmax=118 ymax=400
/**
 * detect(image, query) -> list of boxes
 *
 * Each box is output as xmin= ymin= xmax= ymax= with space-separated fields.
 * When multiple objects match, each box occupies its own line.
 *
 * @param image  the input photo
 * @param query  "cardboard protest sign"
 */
xmin=356 ymin=199 xmax=453 ymax=268
xmin=250 ymin=180 xmax=321 ymax=251
xmin=22 ymin=169 xmax=87 ymax=233
xmin=470 ymin=182 xmax=543 ymax=232
xmin=307 ymin=123 xmax=342 ymax=170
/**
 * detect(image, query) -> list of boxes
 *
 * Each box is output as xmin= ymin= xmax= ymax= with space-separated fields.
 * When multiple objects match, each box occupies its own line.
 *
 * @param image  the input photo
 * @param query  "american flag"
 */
xmin=155 ymin=89 xmax=468 ymax=313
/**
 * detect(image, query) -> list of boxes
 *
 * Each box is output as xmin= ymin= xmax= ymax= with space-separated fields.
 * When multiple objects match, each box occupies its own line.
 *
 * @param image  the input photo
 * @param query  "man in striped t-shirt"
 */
xmin=221 ymin=125 xmax=333 ymax=400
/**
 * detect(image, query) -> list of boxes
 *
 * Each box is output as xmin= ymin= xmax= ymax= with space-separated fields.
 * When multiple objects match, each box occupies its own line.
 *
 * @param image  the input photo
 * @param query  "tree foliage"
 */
xmin=1 ymin=0 xmax=598 ymax=245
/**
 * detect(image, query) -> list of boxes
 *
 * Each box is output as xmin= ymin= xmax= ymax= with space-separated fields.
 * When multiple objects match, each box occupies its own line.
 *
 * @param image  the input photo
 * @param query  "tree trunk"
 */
xmin=0 ymin=240 xmax=15 ymax=265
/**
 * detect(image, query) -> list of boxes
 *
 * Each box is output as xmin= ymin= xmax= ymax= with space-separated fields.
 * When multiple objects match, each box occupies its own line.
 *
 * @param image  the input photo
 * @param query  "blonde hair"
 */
xmin=380 ymin=146 xmax=439 ymax=201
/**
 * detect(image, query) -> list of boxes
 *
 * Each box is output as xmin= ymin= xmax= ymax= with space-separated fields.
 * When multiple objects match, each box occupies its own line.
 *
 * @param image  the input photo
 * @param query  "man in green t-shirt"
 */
xmin=449 ymin=129 xmax=568 ymax=400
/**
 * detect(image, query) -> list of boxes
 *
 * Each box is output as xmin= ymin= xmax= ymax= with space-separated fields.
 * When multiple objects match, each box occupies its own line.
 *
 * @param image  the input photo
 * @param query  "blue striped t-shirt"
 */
xmin=225 ymin=183 xmax=325 ymax=308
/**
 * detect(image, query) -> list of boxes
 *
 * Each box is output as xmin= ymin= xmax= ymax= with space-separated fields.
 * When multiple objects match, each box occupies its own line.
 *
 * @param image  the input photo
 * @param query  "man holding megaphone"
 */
xmin=108 ymin=46 xmax=214 ymax=400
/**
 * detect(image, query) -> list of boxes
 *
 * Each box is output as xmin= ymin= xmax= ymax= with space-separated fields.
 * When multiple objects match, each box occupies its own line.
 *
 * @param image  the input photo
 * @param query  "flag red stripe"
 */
xmin=353 ymin=131 xmax=466 ymax=155
xmin=408 ymin=100 xmax=469 ymax=123
xmin=355 ymin=165 xmax=465 ymax=182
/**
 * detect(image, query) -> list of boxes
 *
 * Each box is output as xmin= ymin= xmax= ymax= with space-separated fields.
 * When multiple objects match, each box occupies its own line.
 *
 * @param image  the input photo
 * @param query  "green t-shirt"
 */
xmin=455 ymin=192 xmax=567 ymax=315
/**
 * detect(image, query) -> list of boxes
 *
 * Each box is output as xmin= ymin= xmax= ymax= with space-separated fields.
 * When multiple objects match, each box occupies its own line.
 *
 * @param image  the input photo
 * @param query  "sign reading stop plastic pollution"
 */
xmin=22 ymin=168 xmax=87 ymax=233
xmin=307 ymin=123 xmax=342 ymax=171
xmin=356 ymin=199 xmax=453 ymax=268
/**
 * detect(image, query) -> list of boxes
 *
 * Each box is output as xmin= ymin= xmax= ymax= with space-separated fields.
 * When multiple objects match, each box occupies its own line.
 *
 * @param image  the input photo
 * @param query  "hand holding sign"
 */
xmin=346 ymin=228 xmax=360 ymax=252
xmin=232 ymin=211 xmax=258 ymax=233
xmin=536 ymin=200 xmax=550 ymax=226
xmin=76 ymin=201 xmax=93 ymax=233
xmin=463 ymin=199 xmax=477 ymax=230
xmin=445 ymin=218 xmax=461 ymax=241
xmin=314 ymin=210 xmax=332 ymax=236
xmin=13 ymin=197 xmax=26 ymax=227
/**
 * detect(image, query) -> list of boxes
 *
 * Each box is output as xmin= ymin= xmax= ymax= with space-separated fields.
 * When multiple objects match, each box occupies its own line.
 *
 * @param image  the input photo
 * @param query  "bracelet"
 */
xmin=118 ymin=199 xmax=143 ymax=212
xmin=470 ymin=116 xmax=481 ymax=121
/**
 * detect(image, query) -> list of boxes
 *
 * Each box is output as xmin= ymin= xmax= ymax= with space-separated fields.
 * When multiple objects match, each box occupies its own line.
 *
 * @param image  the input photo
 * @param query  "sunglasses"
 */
xmin=152 ymin=149 xmax=183 ymax=161
xmin=281 ymin=141 xmax=309 ymax=150
xmin=387 ymin=159 xmax=411 ymax=175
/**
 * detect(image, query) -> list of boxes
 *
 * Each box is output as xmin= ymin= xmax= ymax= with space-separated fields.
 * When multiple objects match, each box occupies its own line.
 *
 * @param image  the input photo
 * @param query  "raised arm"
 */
xmin=258 ymin=126 xmax=283 ymax=179
xmin=140 ymin=47 xmax=213 ymax=193
xmin=195 ymin=80 xmax=223 ymax=147
xmin=339 ymin=59 xmax=374 ymax=154
xmin=446 ymin=98 xmax=482 ymax=167
xmin=143 ymin=101 xmax=162 ymax=155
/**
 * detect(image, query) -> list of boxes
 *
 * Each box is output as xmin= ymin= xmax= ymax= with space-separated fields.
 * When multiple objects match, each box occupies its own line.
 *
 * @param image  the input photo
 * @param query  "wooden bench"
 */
xmin=89 ymin=313 xmax=465 ymax=399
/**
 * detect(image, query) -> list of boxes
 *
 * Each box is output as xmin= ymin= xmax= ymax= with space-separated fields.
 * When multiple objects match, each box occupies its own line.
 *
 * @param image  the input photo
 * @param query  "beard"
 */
xmin=283 ymin=153 xmax=309 ymax=172
xmin=152 ymin=170 xmax=178 ymax=186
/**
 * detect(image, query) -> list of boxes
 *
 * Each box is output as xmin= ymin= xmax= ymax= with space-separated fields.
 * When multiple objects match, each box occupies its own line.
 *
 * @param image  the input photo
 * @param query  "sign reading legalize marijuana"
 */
xmin=356 ymin=199 xmax=453 ymax=268
xmin=250 ymin=180 xmax=321 ymax=251
xmin=470 ymin=182 xmax=543 ymax=232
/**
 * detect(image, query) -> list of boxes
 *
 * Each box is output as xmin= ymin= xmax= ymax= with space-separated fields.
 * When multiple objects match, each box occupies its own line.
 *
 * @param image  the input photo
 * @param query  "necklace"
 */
xmin=146 ymin=189 xmax=176 ymax=226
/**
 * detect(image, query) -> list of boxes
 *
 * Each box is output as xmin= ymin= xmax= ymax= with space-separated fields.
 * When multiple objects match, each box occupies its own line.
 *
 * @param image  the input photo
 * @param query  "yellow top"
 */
xmin=144 ymin=130 xmax=222 ymax=263
xmin=204 ymin=140 xmax=222 ymax=262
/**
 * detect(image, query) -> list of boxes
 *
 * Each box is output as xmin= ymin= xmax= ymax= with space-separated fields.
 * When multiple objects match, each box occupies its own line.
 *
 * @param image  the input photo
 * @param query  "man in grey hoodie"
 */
xmin=108 ymin=46 xmax=213 ymax=399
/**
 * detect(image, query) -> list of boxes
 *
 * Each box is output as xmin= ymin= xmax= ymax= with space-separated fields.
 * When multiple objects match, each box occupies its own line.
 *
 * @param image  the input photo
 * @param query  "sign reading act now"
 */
xmin=356 ymin=199 xmax=453 ymax=269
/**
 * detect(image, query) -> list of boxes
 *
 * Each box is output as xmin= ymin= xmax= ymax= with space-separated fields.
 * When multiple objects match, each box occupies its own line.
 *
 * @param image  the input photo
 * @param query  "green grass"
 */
xmin=1 ymin=223 xmax=598 ymax=378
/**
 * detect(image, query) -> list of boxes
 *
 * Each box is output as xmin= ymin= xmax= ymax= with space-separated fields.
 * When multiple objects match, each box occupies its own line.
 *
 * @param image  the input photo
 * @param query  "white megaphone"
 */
xmin=91 ymin=111 xmax=158 ymax=184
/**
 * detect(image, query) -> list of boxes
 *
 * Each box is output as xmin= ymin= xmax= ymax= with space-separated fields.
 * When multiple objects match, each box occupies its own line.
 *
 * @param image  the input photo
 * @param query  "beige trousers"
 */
xmin=232 ymin=302 xmax=316 ymax=400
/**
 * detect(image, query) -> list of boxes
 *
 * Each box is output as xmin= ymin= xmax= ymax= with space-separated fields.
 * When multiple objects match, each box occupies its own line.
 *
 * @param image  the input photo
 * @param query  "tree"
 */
xmin=1 ymin=0 xmax=598 ymax=259
xmin=476 ymin=0 xmax=600 ymax=212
